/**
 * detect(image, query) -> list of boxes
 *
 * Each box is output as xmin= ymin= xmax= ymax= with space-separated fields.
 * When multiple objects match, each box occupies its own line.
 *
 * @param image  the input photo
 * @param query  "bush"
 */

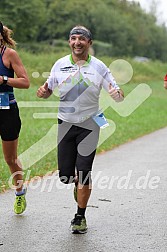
xmin=93 ymin=40 xmax=113 ymax=57
xmin=17 ymin=40 xmax=70 ymax=54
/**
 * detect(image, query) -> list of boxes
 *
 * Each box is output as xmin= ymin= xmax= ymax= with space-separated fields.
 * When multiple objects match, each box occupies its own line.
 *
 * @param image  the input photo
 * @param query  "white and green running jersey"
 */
xmin=47 ymin=54 xmax=120 ymax=123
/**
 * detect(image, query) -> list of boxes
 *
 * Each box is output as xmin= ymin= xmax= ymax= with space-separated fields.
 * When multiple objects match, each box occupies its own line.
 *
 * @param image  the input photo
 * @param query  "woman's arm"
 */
xmin=2 ymin=48 xmax=30 ymax=89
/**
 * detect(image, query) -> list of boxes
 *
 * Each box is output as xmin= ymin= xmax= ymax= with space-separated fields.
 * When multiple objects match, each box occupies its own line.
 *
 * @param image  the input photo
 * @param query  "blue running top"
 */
xmin=0 ymin=46 xmax=15 ymax=102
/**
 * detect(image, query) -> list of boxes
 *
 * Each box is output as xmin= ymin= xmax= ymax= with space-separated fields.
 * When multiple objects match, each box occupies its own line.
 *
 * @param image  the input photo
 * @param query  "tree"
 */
xmin=1 ymin=0 xmax=45 ymax=42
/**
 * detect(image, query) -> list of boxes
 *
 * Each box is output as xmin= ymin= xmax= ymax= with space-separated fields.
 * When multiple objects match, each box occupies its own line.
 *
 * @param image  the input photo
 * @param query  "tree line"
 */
xmin=1 ymin=0 xmax=167 ymax=61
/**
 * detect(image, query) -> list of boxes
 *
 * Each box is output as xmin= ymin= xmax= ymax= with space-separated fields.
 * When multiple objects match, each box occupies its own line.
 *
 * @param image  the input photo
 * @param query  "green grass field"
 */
xmin=0 ymin=50 xmax=167 ymax=192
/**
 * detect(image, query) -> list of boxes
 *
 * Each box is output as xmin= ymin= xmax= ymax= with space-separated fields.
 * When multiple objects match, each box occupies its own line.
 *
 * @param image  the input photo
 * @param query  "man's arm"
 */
xmin=37 ymin=83 xmax=52 ymax=99
xmin=108 ymin=84 xmax=124 ymax=102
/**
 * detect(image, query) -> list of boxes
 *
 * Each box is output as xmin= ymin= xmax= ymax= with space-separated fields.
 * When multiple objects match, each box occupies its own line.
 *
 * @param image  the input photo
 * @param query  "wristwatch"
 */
xmin=3 ymin=75 xmax=8 ymax=84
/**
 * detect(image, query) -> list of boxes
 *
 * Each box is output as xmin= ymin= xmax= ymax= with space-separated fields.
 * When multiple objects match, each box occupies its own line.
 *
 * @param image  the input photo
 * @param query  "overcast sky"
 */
xmin=127 ymin=0 xmax=167 ymax=26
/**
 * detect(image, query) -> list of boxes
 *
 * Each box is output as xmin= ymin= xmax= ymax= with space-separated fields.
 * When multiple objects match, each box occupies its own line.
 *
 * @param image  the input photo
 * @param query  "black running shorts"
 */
xmin=0 ymin=103 xmax=21 ymax=141
xmin=58 ymin=117 xmax=100 ymax=185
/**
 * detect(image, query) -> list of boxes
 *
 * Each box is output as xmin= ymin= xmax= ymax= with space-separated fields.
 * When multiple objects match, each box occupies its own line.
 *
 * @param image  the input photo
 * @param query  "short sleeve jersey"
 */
xmin=47 ymin=54 xmax=120 ymax=123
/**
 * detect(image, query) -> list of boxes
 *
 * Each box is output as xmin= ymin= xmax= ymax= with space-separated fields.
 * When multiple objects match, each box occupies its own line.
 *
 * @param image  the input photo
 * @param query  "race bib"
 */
xmin=0 ymin=93 xmax=10 ymax=109
xmin=92 ymin=112 xmax=109 ymax=129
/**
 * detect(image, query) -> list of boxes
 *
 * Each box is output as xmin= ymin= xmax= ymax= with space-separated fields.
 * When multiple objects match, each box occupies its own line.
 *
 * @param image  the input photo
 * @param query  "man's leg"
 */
xmin=77 ymin=183 xmax=91 ymax=208
xmin=71 ymin=118 xmax=99 ymax=233
xmin=76 ymin=118 xmax=99 ymax=210
xmin=71 ymin=156 xmax=95 ymax=234
xmin=58 ymin=121 xmax=77 ymax=184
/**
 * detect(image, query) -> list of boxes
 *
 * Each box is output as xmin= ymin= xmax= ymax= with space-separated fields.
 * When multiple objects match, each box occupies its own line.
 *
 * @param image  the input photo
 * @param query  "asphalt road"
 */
xmin=0 ymin=127 xmax=167 ymax=252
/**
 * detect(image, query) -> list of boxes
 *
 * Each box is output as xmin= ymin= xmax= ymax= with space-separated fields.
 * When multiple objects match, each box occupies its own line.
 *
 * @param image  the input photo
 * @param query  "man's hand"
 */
xmin=108 ymin=84 xmax=124 ymax=102
xmin=37 ymin=83 xmax=52 ymax=98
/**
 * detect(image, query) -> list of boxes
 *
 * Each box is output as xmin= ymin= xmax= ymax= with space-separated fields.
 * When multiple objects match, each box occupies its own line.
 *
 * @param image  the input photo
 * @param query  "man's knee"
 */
xmin=77 ymin=170 xmax=92 ymax=185
xmin=59 ymin=172 xmax=75 ymax=184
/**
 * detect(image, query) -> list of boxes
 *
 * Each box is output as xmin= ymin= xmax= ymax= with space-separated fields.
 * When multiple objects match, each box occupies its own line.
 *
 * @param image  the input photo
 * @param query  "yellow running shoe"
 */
xmin=14 ymin=189 xmax=27 ymax=214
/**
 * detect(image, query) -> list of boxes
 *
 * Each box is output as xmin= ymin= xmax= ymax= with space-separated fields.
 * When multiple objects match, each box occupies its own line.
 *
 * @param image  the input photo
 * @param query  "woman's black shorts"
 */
xmin=0 ymin=103 xmax=21 ymax=141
